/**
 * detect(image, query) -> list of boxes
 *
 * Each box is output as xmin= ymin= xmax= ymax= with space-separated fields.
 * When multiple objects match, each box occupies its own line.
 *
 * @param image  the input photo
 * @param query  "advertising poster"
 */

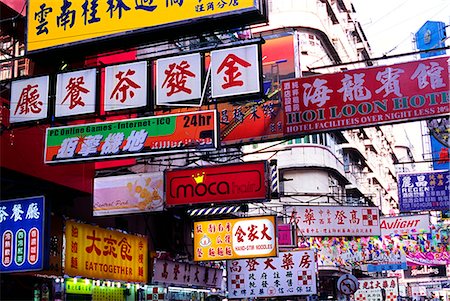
xmin=64 ymin=220 xmax=148 ymax=282
xmin=227 ymin=250 xmax=317 ymax=298
xmin=94 ymin=172 xmax=164 ymax=216
xmin=193 ymin=216 xmax=277 ymax=261
xmin=398 ymin=170 xmax=449 ymax=212
xmin=0 ymin=196 xmax=46 ymax=272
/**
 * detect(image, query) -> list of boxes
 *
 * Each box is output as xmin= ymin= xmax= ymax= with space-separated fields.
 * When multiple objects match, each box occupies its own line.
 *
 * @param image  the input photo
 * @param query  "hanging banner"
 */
xmin=193 ymin=215 xmax=277 ymax=261
xmin=64 ymin=220 xmax=148 ymax=282
xmin=227 ymin=250 xmax=317 ymax=298
xmin=152 ymin=259 xmax=222 ymax=289
xmin=380 ymin=214 xmax=430 ymax=236
xmin=398 ymin=170 xmax=449 ymax=212
xmin=406 ymin=251 xmax=450 ymax=266
xmin=285 ymin=206 xmax=381 ymax=236
xmin=282 ymin=56 xmax=449 ymax=135
xmin=354 ymin=278 xmax=399 ymax=301
xmin=93 ymin=172 xmax=164 ymax=216
xmin=0 ymin=196 xmax=46 ymax=273
xmin=44 ymin=110 xmax=218 ymax=163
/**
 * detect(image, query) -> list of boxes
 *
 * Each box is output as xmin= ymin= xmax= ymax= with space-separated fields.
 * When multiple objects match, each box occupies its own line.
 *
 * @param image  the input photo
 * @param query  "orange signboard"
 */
xmin=64 ymin=220 xmax=148 ymax=282
xmin=193 ymin=216 xmax=277 ymax=261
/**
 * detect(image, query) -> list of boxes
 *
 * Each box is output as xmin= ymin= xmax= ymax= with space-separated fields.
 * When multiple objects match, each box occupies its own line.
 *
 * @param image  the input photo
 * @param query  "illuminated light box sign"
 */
xmin=227 ymin=250 xmax=317 ymax=298
xmin=44 ymin=110 xmax=218 ymax=163
xmin=165 ymin=161 xmax=269 ymax=207
xmin=380 ymin=214 xmax=430 ymax=236
xmin=398 ymin=170 xmax=449 ymax=212
xmin=94 ymin=172 xmax=164 ymax=216
xmin=64 ymin=220 xmax=148 ymax=282
xmin=282 ymin=56 xmax=449 ymax=135
xmin=26 ymin=0 xmax=267 ymax=53
xmin=0 ymin=196 xmax=46 ymax=273
xmin=193 ymin=216 xmax=277 ymax=261
xmin=285 ymin=206 xmax=381 ymax=236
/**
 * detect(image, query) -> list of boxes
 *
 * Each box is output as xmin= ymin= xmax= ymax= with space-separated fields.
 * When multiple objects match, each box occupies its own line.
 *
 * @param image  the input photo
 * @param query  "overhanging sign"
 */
xmin=27 ymin=0 xmax=267 ymax=53
xmin=282 ymin=56 xmax=449 ymax=135
xmin=44 ymin=110 xmax=218 ymax=163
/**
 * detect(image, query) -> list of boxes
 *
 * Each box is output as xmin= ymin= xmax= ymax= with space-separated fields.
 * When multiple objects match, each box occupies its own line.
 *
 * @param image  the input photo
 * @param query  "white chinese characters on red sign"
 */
xmin=210 ymin=44 xmax=261 ymax=98
xmin=10 ymin=76 xmax=49 ymax=123
xmin=227 ymin=250 xmax=317 ymax=298
xmin=285 ymin=206 xmax=381 ymax=236
xmin=104 ymin=61 xmax=147 ymax=112
xmin=156 ymin=53 xmax=202 ymax=106
xmin=55 ymin=68 xmax=97 ymax=117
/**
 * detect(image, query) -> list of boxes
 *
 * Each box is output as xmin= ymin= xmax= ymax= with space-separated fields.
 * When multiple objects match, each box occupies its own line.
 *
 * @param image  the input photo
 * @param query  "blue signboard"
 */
xmin=398 ymin=170 xmax=449 ymax=212
xmin=0 ymin=196 xmax=46 ymax=272
xmin=367 ymin=262 xmax=408 ymax=273
xmin=430 ymin=135 xmax=450 ymax=171
xmin=415 ymin=21 xmax=447 ymax=58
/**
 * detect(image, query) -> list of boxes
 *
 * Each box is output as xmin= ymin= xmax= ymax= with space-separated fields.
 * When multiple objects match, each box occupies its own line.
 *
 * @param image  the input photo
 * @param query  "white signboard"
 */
xmin=210 ymin=44 xmax=261 ymax=98
xmin=10 ymin=76 xmax=49 ymax=123
xmin=285 ymin=206 xmax=381 ymax=236
xmin=354 ymin=278 xmax=398 ymax=301
xmin=156 ymin=53 xmax=202 ymax=106
xmin=93 ymin=172 xmax=164 ymax=216
xmin=55 ymin=68 xmax=97 ymax=117
xmin=152 ymin=259 xmax=222 ymax=289
xmin=227 ymin=250 xmax=317 ymax=299
xmin=104 ymin=61 xmax=148 ymax=112
xmin=380 ymin=214 xmax=430 ymax=236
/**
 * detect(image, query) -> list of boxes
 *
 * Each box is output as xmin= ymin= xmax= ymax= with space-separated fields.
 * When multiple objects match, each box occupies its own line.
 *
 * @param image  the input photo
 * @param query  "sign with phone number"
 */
xmin=44 ymin=110 xmax=218 ymax=163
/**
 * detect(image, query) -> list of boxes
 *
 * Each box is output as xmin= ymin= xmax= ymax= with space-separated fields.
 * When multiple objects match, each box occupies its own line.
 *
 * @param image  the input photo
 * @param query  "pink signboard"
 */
xmin=282 ymin=56 xmax=449 ymax=135
xmin=278 ymin=224 xmax=296 ymax=247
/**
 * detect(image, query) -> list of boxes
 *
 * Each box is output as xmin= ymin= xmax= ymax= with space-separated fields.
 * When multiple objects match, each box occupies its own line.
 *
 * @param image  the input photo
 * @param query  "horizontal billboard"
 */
xmin=398 ymin=170 xmax=449 ymax=212
xmin=165 ymin=161 xmax=269 ymax=206
xmin=193 ymin=215 xmax=277 ymax=261
xmin=227 ymin=250 xmax=317 ymax=298
xmin=27 ymin=0 xmax=267 ymax=53
xmin=354 ymin=278 xmax=398 ymax=301
xmin=44 ymin=110 xmax=218 ymax=163
xmin=64 ymin=220 xmax=148 ymax=282
xmin=282 ymin=56 xmax=449 ymax=135
xmin=93 ymin=172 xmax=164 ymax=216
xmin=380 ymin=214 xmax=430 ymax=236
xmin=285 ymin=206 xmax=381 ymax=236
xmin=0 ymin=196 xmax=46 ymax=273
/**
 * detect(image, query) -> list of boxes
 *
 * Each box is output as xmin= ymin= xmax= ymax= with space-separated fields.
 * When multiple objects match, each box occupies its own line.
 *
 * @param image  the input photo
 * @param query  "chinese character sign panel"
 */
xmin=380 ymin=214 xmax=430 ymax=236
xmin=165 ymin=161 xmax=269 ymax=206
xmin=285 ymin=206 xmax=381 ymax=236
xmin=193 ymin=216 xmax=277 ymax=261
xmin=227 ymin=250 xmax=317 ymax=299
xmin=282 ymin=56 xmax=449 ymax=135
xmin=64 ymin=220 xmax=148 ymax=282
xmin=211 ymin=44 xmax=262 ymax=98
xmin=354 ymin=278 xmax=399 ymax=301
xmin=55 ymin=68 xmax=97 ymax=117
xmin=104 ymin=61 xmax=148 ymax=112
xmin=153 ymin=259 xmax=222 ymax=289
xmin=44 ymin=110 xmax=218 ymax=163
xmin=9 ymin=76 xmax=49 ymax=124
xmin=27 ymin=0 xmax=263 ymax=52
xmin=94 ymin=172 xmax=164 ymax=216
xmin=156 ymin=53 xmax=203 ymax=106
xmin=0 ymin=196 xmax=46 ymax=272
xmin=398 ymin=170 xmax=449 ymax=212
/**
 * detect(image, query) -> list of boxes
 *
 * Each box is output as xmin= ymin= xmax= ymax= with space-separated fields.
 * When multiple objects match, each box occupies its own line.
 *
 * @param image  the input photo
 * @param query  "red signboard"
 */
xmin=165 ymin=161 xmax=269 ymax=206
xmin=282 ymin=56 xmax=449 ymax=135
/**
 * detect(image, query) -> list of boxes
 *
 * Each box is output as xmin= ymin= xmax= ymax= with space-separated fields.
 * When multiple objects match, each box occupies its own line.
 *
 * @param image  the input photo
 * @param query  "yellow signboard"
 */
xmin=64 ymin=220 xmax=148 ymax=283
xmin=27 ymin=0 xmax=261 ymax=52
xmin=193 ymin=216 xmax=277 ymax=261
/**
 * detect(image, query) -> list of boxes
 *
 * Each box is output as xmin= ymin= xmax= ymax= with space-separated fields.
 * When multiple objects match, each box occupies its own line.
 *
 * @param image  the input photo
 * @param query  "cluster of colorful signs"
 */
xmin=227 ymin=250 xmax=317 ymax=298
xmin=64 ymin=220 xmax=148 ymax=283
xmin=398 ymin=170 xmax=449 ymax=212
xmin=0 ymin=196 xmax=46 ymax=272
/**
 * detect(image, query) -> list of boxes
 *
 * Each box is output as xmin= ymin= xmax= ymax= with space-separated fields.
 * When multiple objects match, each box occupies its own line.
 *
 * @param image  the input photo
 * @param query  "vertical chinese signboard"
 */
xmin=227 ymin=250 xmax=317 ymax=298
xmin=0 ymin=196 xmax=46 ymax=272
xmin=398 ymin=170 xmax=449 ymax=212
xmin=282 ymin=56 xmax=449 ymax=135
xmin=193 ymin=216 xmax=277 ymax=261
xmin=64 ymin=220 xmax=148 ymax=282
